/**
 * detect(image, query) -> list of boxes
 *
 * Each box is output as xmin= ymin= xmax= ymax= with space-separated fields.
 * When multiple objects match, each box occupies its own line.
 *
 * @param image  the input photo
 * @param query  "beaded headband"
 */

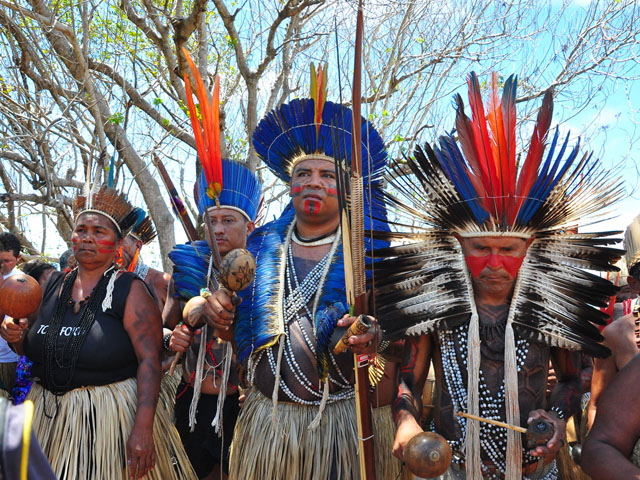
xmin=206 ymin=205 xmax=252 ymax=223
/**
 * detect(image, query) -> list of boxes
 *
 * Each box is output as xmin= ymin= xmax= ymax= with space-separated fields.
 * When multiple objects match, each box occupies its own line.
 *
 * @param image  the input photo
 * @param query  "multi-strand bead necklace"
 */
xmin=439 ymin=324 xmax=557 ymax=479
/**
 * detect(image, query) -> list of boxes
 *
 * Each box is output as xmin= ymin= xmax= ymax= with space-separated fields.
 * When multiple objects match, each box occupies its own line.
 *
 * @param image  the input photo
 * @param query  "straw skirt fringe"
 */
xmin=28 ymin=378 xmax=197 ymax=480
xmin=229 ymin=388 xmax=360 ymax=480
xmin=160 ymin=367 xmax=182 ymax=410
xmin=373 ymin=404 xmax=413 ymax=480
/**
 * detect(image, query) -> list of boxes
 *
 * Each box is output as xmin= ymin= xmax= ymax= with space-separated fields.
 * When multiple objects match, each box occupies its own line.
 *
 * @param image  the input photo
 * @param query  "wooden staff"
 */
xmin=152 ymin=153 xmax=199 ymax=242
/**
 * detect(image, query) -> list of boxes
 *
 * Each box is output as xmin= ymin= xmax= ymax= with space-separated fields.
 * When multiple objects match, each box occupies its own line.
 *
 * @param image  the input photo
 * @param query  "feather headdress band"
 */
xmin=374 ymin=71 xmax=624 ymax=479
xmin=130 ymin=208 xmax=157 ymax=245
xmin=624 ymin=214 xmax=640 ymax=276
xmin=74 ymin=186 xmax=138 ymax=237
xmin=194 ymin=159 xmax=262 ymax=222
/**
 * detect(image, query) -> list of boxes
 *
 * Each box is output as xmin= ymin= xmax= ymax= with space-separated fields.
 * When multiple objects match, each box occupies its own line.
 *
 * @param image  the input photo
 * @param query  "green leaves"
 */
xmin=108 ymin=112 xmax=124 ymax=125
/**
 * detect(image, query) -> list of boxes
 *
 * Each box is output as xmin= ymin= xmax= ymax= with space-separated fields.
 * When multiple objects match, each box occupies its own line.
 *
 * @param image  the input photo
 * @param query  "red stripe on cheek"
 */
xmin=96 ymin=240 xmax=116 ymax=246
xmin=498 ymin=255 xmax=525 ymax=277
xmin=464 ymin=255 xmax=489 ymax=278
xmin=291 ymin=185 xmax=303 ymax=196
xmin=464 ymin=254 xmax=525 ymax=278
xmin=327 ymin=187 xmax=338 ymax=197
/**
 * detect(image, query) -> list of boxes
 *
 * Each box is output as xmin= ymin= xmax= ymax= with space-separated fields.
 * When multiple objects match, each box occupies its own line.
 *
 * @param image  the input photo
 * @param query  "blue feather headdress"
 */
xmin=194 ymin=158 xmax=262 ymax=222
xmin=169 ymin=159 xmax=262 ymax=300
xmin=253 ymin=98 xmax=386 ymax=187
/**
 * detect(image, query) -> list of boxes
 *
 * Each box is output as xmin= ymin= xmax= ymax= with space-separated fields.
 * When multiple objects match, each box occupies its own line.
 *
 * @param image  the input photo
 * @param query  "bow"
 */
xmin=336 ymin=1 xmax=377 ymax=478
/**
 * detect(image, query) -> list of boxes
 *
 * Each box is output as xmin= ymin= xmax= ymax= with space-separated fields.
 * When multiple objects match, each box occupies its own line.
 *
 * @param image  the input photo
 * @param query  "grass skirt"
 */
xmin=28 ymin=377 xmax=197 ymax=479
xmin=229 ymin=389 xmax=411 ymax=480
xmin=229 ymin=388 xmax=360 ymax=479
xmin=373 ymin=404 xmax=413 ymax=480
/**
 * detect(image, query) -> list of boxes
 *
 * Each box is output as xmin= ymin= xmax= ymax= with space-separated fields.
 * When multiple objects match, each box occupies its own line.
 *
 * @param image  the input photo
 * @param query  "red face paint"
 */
xmin=327 ymin=186 xmax=338 ymax=198
xmin=96 ymin=240 xmax=116 ymax=247
xmin=291 ymin=184 xmax=303 ymax=197
xmin=464 ymin=254 xmax=525 ymax=278
xmin=304 ymin=199 xmax=320 ymax=215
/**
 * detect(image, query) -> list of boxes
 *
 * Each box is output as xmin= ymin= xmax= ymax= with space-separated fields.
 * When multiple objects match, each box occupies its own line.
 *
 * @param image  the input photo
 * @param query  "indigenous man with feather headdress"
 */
xmin=161 ymin=53 xmax=263 ymax=480
xmin=203 ymin=66 xmax=394 ymax=480
xmin=163 ymin=158 xmax=262 ymax=480
xmin=383 ymin=72 xmax=623 ymax=479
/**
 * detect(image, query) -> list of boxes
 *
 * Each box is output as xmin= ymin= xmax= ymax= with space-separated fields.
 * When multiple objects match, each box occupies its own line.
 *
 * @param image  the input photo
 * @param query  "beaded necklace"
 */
xmin=42 ymin=267 xmax=115 ymax=399
xmin=291 ymin=226 xmax=338 ymax=247
xmin=439 ymin=323 xmax=548 ymax=479
xmin=262 ymin=224 xmax=354 ymax=405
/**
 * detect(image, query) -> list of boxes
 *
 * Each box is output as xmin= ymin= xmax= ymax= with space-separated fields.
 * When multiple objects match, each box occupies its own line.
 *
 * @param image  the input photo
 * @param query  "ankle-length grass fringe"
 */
xmin=373 ymin=405 xmax=412 ymax=480
xmin=229 ymin=388 xmax=360 ymax=480
xmin=160 ymin=367 xmax=182 ymax=411
xmin=28 ymin=378 xmax=197 ymax=480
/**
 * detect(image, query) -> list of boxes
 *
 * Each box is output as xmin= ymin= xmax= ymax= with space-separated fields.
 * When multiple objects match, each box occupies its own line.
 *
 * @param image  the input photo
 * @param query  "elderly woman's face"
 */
xmin=72 ymin=213 xmax=121 ymax=267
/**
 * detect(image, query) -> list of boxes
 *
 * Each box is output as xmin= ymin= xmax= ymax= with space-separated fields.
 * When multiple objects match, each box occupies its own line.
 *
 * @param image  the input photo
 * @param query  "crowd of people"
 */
xmin=0 ymin=67 xmax=637 ymax=480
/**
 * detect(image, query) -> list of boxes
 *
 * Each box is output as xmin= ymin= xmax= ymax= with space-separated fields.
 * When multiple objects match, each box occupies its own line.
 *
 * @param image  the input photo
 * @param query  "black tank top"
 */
xmin=25 ymin=270 xmax=139 ymax=392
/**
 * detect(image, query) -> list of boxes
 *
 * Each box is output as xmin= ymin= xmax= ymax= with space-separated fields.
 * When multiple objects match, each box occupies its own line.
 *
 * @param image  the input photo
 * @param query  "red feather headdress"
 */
xmin=183 ymin=48 xmax=222 ymax=202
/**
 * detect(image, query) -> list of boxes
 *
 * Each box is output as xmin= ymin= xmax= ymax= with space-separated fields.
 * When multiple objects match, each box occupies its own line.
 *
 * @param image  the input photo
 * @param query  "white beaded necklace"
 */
xmin=261 ymin=222 xmax=354 ymax=406
xmin=291 ymin=228 xmax=338 ymax=247
xmin=439 ymin=324 xmax=544 ymax=479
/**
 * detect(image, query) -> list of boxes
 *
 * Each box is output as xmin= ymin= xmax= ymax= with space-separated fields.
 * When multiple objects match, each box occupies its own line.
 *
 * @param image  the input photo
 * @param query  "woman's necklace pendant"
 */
xmin=73 ymin=301 xmax=81 ymax=314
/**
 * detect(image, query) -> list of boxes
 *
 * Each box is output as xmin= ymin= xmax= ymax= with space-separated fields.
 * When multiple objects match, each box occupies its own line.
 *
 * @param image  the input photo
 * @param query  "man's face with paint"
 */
xmin=290 ymin=158 xmax=339 ymax=224
xmin=72 ymin=213 xmax=122 ymax=268
xmin=457 ymin=235 xmax=532 ymax=302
